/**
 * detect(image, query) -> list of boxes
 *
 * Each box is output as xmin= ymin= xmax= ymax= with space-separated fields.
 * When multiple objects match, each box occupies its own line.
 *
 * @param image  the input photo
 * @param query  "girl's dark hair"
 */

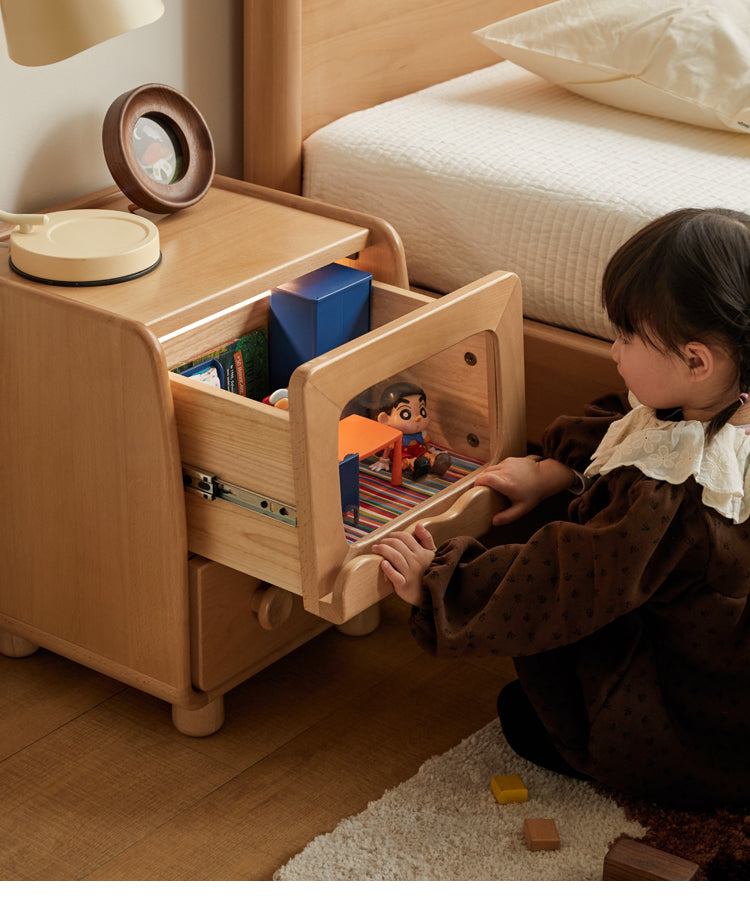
xmin=602 ymin=207 xmax=750 ymax=438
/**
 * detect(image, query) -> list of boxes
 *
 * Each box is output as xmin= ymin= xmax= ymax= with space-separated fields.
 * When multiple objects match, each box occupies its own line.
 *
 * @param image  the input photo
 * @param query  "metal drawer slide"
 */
xmin=182 ymin=464 xmax=297 ymax=526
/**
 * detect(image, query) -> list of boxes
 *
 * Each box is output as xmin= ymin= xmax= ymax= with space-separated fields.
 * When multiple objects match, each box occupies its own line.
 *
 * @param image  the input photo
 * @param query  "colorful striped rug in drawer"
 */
xmin=343 ymin=449 xmax=482 ymax=543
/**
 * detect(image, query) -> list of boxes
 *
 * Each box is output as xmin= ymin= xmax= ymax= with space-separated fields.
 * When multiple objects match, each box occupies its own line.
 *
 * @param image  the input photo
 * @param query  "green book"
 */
xmin=173 ymin=326 xmax=269 ymax=401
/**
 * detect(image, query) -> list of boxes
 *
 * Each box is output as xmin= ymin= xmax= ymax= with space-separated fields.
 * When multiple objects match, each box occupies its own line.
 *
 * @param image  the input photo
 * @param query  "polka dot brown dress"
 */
xmin=410 ymin=395 xmax=750 ymax=810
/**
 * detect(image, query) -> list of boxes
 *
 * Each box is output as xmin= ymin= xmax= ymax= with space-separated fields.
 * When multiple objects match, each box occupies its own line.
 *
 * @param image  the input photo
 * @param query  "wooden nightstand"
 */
xmin=0 ymin=176 xmax=525 ymax=735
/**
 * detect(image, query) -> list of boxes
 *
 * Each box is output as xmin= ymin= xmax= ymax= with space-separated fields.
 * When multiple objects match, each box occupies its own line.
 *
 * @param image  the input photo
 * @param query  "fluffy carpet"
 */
xmin=274 ymin=721 xmax=750 ymax=881
xmin=275 ymin=721 xmax=639 ymax=880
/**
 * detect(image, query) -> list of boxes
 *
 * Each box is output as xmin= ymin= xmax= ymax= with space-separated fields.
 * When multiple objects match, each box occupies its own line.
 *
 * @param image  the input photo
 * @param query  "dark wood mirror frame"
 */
xmin=103 ymin=83 xmax=215 ymax=214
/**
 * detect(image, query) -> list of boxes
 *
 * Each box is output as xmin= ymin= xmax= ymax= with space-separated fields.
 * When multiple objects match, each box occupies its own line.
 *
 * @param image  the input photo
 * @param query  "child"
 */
xmin=373 ymin=208 xmax=750 ymax=810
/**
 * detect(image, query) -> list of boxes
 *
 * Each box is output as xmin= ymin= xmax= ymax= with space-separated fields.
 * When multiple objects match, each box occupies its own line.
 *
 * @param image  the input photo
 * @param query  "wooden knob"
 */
xmin=251 ymin=585 xmax=295 ymax=630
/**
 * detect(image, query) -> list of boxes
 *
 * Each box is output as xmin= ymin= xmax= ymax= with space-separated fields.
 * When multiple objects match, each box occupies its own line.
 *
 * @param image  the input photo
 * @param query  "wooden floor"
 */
xmin=0 ymin=596 xmax=516 ymax=881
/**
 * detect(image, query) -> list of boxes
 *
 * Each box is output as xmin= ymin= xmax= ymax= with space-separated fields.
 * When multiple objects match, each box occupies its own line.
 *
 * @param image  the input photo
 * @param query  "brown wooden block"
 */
xmin=603 ymin=836 xmax=699 ymax=880
xmin=523 ymin=818 xmax=560 ymax=851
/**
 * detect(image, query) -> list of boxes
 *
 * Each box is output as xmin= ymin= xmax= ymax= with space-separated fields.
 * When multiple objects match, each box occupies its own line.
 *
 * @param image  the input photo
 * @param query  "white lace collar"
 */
xmin=585 ymin=394 xmax=750 ymax=523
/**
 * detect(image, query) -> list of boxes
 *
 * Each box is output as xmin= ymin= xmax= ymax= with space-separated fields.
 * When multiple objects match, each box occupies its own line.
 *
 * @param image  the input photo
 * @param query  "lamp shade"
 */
xmin=0 ymin=0 xmax=164 ymax=66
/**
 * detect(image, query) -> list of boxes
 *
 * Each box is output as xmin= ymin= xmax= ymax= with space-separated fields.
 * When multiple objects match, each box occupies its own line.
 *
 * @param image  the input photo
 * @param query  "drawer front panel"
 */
xmin=188 ymin=556 xmax=326 ymax=692
xmin=292 ymin=272 xmax=526 ymax=619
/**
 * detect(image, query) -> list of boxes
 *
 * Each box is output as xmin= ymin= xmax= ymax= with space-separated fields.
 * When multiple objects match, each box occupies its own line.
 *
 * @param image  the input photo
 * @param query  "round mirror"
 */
xmin=132 ymin=115 xmax=184 ymax=185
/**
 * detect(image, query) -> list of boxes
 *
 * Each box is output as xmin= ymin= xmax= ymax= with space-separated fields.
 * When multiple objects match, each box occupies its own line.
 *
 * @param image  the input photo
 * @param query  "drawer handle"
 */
xmin=251 ymin=585 xmax=296 ymax=630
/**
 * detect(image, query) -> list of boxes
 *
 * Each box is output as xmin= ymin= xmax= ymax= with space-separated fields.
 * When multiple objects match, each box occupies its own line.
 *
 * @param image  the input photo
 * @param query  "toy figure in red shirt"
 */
xmin=371 ymin=381 xmax=451 ymax=479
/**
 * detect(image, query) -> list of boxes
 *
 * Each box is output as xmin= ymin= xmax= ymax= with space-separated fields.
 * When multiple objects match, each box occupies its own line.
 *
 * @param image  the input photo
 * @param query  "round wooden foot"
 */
xmin=336 ymin=602 xmax=381 ymax=636
xmin=0 ymin=629 xmax=40 ymax=658
xmin=171 ymin=696 xmax=225 ymax=737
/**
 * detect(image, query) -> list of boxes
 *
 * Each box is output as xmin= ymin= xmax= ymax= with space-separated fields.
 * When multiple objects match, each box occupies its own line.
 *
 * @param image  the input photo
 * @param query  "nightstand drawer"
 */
xmin=164 ymin=272 xmax=525 ymax=624
xmin=188 ymin=556 xmax=328 ymax=692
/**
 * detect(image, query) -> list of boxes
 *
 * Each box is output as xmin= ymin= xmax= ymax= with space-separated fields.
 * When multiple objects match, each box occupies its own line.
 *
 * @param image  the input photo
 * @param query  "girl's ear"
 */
xmin=683 ymin=341 xmax=714 ymax=381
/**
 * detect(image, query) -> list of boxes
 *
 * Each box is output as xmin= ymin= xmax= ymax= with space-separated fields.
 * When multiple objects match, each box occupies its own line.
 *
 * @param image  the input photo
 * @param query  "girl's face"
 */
xmin=611 ymin=332 xmax=690 ymax=409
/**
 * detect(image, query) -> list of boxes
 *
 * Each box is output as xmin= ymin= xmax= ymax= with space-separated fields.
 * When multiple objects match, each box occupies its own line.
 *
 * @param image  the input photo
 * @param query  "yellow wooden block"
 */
xmin=491 ymin=774 xmax=528 ymax=804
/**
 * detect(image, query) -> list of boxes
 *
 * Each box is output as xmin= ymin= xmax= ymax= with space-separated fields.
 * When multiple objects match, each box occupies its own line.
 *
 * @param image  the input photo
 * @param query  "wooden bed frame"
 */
xmin=242 ymin=0 xmax=623 ymax=444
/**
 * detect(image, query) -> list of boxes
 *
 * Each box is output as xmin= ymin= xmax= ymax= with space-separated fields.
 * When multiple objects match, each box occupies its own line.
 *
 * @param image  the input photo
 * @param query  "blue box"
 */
xmin=269 ymin=262 xmax=372 ymax=389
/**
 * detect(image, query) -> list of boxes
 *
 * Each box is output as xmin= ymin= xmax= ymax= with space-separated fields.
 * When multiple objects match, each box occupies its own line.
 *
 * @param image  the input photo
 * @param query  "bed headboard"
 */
xmin=243 ymin=0 xmax=557 ymax=193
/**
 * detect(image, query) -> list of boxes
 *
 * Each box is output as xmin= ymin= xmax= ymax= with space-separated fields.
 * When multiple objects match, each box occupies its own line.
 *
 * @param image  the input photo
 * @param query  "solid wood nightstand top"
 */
xmin=1 ymin=176 xmax=371 ymax=341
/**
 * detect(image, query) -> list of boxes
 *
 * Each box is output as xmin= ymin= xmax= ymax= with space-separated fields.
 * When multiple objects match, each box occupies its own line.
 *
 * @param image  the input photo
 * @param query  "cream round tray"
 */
xmin=7 ymin=208 xmax=161 ymax=286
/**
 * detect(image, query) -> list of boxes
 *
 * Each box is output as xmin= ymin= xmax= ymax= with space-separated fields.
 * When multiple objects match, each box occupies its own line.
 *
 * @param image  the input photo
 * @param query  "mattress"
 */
xmin=303 ymin=61 xmax=750 ymax=341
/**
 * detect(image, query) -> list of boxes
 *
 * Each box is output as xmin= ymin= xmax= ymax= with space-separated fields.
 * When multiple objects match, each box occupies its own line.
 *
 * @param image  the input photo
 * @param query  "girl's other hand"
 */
xmin=373 ymin=522 xmax=436 ymax=606
xmin=475 ymin=455 xmax=576 ymax=526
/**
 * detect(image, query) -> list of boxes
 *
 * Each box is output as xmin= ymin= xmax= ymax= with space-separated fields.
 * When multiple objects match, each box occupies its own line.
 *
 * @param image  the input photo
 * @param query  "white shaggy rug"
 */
xmin=274 ymin=720 xmax=646 ymax=880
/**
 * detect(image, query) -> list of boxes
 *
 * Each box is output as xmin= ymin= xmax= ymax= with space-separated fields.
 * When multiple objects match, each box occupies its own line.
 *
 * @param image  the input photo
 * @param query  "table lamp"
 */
xmin=0 ymin=0 xmax=164 ymax=66
xmin=0 ymin=0 xmax=170 ymax=285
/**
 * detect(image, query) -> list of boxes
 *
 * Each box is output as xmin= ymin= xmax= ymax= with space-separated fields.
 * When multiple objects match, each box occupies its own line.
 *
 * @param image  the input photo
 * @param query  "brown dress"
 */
xmin=410 ymin=395 xmax=750 ymax=810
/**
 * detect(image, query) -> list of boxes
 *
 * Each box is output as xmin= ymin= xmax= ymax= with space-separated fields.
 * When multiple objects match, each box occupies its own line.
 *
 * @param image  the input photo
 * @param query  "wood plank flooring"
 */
xmin=0 ymin=596 xmax=516 ymax=881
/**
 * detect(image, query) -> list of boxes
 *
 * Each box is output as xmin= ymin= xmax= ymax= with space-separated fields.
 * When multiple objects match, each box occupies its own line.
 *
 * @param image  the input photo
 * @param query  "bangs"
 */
xmin=602 ymin=235 xmax=679 ymax=352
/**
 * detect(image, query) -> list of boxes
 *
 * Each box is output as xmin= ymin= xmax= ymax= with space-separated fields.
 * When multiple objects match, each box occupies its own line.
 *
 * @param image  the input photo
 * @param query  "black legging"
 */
xmin=497 ymin=680 xmax=587 ymax=780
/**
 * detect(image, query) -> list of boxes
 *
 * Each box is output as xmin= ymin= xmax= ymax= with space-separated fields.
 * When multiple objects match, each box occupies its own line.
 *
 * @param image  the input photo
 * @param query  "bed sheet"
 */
xmin=303 ymin=61 xmax=750 ymax=341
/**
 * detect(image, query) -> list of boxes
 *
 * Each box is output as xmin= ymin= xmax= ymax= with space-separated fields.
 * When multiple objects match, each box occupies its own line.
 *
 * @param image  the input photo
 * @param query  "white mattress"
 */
xmin=303 ymin=61 xmax=750 ymax=341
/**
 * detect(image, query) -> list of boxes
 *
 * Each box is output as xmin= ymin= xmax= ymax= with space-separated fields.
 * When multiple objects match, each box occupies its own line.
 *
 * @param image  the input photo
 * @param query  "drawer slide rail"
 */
xmin=182 ymin=464 xmax=297 ymax=526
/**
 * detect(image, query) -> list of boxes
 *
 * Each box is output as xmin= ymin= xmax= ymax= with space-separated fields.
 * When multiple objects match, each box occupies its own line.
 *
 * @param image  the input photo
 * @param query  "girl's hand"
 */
xmin=373 ymin=522 xmax=436 ymax=606
xmin=475 ymin=455 xmax=576 ymax=526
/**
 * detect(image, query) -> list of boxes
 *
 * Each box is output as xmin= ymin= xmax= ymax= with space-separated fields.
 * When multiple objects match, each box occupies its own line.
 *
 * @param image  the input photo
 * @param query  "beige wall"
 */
xmin=0 ymin=0 xmax=243 ymax=213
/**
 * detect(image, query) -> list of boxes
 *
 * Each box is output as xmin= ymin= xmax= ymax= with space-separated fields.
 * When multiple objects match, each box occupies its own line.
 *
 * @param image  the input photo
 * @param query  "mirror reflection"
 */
xmin=132 ymin=115 xmax=183 ymax=184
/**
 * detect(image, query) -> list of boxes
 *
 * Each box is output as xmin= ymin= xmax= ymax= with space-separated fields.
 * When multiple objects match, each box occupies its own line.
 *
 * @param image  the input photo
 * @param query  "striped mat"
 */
xmin=343 ymin=449 xmax=481 ymax=542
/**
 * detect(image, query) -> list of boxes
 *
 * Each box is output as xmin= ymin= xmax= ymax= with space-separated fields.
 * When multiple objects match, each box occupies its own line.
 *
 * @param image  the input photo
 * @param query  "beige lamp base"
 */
xmin=9 ymin=208 xmax=161 ymax=286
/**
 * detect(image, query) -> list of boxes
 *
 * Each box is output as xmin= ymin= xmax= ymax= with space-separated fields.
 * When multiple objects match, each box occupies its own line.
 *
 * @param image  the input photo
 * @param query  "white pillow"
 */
xmin=474 ymin=0 xmax=750 ymax=132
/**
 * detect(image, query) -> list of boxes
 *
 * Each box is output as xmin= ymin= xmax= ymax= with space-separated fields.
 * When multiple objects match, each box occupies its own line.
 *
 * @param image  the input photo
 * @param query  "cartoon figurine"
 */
xmin=371 ymin=381 xmax=451 ymax=479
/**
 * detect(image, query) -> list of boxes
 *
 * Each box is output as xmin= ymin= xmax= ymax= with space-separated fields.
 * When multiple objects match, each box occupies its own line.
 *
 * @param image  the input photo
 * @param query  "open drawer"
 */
xmin=164 ymin=269 xmax=525 ymax=625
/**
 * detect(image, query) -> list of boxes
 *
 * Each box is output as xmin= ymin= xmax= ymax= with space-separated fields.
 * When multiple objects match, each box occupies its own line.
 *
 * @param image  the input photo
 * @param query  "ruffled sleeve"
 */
xmin=542 ymin=392 xmax=631 ymax=472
